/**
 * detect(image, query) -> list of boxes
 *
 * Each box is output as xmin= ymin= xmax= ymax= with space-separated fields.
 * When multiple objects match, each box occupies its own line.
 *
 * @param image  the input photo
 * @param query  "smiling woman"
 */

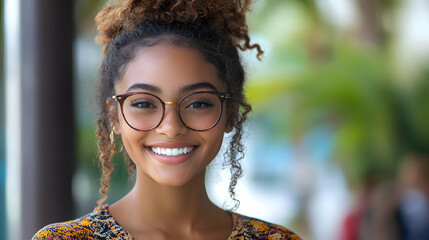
xmin=32 ymin=0 xmax=301 ymax=239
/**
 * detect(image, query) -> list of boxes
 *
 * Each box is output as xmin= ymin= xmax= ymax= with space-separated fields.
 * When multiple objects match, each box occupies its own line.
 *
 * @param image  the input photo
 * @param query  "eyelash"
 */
xmin=131 ymin=100 xmax=156 ymax=108
xmin=186 ymin=99 xmax=213 ymax=108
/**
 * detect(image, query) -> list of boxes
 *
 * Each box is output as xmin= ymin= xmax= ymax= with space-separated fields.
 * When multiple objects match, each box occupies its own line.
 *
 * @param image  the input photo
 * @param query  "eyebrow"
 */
xmin=180 ymin=82 xmax=218 ymax=92
xmin=127 ymin=83 xmax=161 ymax=93
xmin=127 ymin=82 xmax=218 ymax=93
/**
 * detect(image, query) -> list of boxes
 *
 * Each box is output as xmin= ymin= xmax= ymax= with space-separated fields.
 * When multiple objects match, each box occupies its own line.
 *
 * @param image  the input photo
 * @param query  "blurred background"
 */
xmin=1 ymin=0 xmax=429 ymax=240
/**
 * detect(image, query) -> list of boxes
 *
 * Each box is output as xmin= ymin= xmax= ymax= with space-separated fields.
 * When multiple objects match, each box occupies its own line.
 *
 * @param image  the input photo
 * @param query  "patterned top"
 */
xmin=32 ymin=205 xmax=301 ymax=240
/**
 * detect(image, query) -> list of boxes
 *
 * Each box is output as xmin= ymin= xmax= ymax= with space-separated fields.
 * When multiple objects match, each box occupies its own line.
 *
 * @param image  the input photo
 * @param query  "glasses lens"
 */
xmin=180 ymin=92 xmax=222 ymax=131
xmin=122 ymin=93 xmax=163 ymax=130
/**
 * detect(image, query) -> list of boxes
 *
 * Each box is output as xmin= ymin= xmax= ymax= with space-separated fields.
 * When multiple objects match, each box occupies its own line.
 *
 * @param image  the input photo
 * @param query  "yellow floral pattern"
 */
xmin=33 ymin=205 xmax=301 ymax=239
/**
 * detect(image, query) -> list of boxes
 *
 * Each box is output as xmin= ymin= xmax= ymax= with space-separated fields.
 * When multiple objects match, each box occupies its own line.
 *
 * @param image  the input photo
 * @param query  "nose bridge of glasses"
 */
xmin=162 ymin=101 xmax=181 ymax=119
xmin=158 ymin=100 xmax=187 ymax=132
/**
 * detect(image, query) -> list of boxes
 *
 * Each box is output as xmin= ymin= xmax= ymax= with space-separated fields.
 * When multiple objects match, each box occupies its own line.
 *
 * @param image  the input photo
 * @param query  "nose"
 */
xmin=155 ymin=105 xmax=188 ymax=138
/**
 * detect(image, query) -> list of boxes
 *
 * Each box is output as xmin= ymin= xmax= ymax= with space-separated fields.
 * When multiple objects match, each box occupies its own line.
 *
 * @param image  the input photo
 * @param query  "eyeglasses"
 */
xmin=112 ymin=91 xmax=231 ymax=132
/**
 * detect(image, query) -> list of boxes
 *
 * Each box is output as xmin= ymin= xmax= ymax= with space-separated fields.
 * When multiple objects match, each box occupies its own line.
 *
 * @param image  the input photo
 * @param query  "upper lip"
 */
xmin=146 ymin=142 xmax=198 ymax=148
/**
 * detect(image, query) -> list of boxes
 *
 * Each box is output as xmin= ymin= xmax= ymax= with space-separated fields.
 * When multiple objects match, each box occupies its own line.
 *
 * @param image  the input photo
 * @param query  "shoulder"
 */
xmin=32 ymin=218 xmax=92 ymax=240
xmin=32 ymin=205 xmax=114 ymax=240
xmin=230 ymin=213 xmax=302 ymax=240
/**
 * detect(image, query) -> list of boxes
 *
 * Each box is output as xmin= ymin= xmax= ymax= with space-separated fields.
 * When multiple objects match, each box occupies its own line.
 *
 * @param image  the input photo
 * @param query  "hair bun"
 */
xmin=95 ymin=0 xmax=263 ymax=58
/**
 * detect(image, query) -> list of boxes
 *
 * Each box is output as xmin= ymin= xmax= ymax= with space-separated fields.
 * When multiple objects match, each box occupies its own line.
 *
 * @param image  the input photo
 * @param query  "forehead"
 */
xmin=116 ymin=43 xmax=224 ymax=94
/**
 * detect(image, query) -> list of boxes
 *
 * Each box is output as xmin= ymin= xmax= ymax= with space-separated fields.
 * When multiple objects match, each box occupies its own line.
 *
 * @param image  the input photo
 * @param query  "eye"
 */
xmin=131 ymin=100 xmax=157 ymax=109
xmin=186 ymin=100 xmax=214 ymax=109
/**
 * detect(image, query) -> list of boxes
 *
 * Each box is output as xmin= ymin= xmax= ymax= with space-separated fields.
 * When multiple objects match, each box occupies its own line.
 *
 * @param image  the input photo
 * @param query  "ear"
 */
xmin=225 ymin=120 xmax=233 ymax=133
xmin=106 ymin=99 xmax=120 ymax=133
xmin=224 ymin=106 xmax=235 ymax=134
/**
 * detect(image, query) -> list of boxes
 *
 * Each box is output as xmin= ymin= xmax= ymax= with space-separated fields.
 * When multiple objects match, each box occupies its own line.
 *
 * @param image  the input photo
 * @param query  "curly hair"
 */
xmin=94 ymin=0 xmax=263 ymax=209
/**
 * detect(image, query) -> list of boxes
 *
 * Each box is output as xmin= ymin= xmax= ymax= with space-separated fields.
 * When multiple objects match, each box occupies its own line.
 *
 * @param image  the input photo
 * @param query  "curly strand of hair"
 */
xmin=96 ymin=112 xmax=115 ymax=207
xmin=239 ymin=35 xmax=264 ymax=60
xmin=226 ymin=102 xmax=252 ymax=210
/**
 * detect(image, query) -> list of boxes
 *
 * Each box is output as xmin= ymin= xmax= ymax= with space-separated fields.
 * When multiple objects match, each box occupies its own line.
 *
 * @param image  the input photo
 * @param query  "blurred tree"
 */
xmin=245 ymin=0 xmax=429 ymax=186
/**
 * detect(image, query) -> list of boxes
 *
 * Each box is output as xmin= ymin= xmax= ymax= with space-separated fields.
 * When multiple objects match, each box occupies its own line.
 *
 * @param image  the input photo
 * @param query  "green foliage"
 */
xmin=245 ymin=1 xmax=429 ymax=186
xmin=399 ymin=70 xmax=429 ymax=152
xmin=246 ymin=44 xmax=406 ymax=185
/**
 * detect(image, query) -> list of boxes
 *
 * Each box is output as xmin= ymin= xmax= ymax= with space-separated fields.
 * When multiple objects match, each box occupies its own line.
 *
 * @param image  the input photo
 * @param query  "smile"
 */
xmin=150 ymin=146 xmax=195 ymax=156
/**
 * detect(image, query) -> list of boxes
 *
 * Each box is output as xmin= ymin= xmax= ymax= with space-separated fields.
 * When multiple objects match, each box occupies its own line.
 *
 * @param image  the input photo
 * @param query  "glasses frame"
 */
xmin=112 ymin=91 xmax=231 ymax=132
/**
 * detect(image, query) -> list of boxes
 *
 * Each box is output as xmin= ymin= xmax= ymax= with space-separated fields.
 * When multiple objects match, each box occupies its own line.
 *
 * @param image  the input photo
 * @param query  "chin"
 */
xmin=141 ymin=166 xmax=204 ymax=188
xmin=152 ymin=174 xmax=199 ymax=188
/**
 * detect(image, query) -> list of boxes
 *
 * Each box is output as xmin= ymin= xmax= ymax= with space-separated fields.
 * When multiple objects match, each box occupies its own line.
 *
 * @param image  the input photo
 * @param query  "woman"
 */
xmin=33 ymin=0 xmax=301 ymax=239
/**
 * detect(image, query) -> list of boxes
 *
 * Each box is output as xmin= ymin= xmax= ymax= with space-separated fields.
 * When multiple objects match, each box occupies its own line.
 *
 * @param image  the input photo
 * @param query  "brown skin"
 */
xmin=107 ymin=43 xmax=233 ymax=239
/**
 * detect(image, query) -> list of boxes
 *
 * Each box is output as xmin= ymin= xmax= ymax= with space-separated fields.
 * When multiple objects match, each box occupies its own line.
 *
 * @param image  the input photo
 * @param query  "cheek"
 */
xmin=203 ymin=121 xmax=228 ymax=160
xmin=118 ymin=118 xmax=145 ymax=155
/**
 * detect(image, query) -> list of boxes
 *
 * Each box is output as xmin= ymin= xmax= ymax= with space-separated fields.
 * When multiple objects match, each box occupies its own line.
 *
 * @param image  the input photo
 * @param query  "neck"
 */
xmin=112 ymin=168 xmax=218 ymax=231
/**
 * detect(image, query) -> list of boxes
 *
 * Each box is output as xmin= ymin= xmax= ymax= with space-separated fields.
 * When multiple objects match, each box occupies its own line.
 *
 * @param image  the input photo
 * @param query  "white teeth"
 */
xmin=151 ymin=146 xmax=195 ymax=156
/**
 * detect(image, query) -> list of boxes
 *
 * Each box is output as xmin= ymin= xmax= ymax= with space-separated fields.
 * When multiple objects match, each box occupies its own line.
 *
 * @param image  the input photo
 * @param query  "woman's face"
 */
xmin=111 ymin=43 xmax=231 ymax=187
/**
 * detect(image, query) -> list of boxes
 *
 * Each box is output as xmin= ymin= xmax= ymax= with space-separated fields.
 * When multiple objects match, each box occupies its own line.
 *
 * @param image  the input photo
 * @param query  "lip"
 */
xmin=145 ymin=142 xmax=199 ymax=165
xmin=148 ymin=142 xmax=197 ymax=148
